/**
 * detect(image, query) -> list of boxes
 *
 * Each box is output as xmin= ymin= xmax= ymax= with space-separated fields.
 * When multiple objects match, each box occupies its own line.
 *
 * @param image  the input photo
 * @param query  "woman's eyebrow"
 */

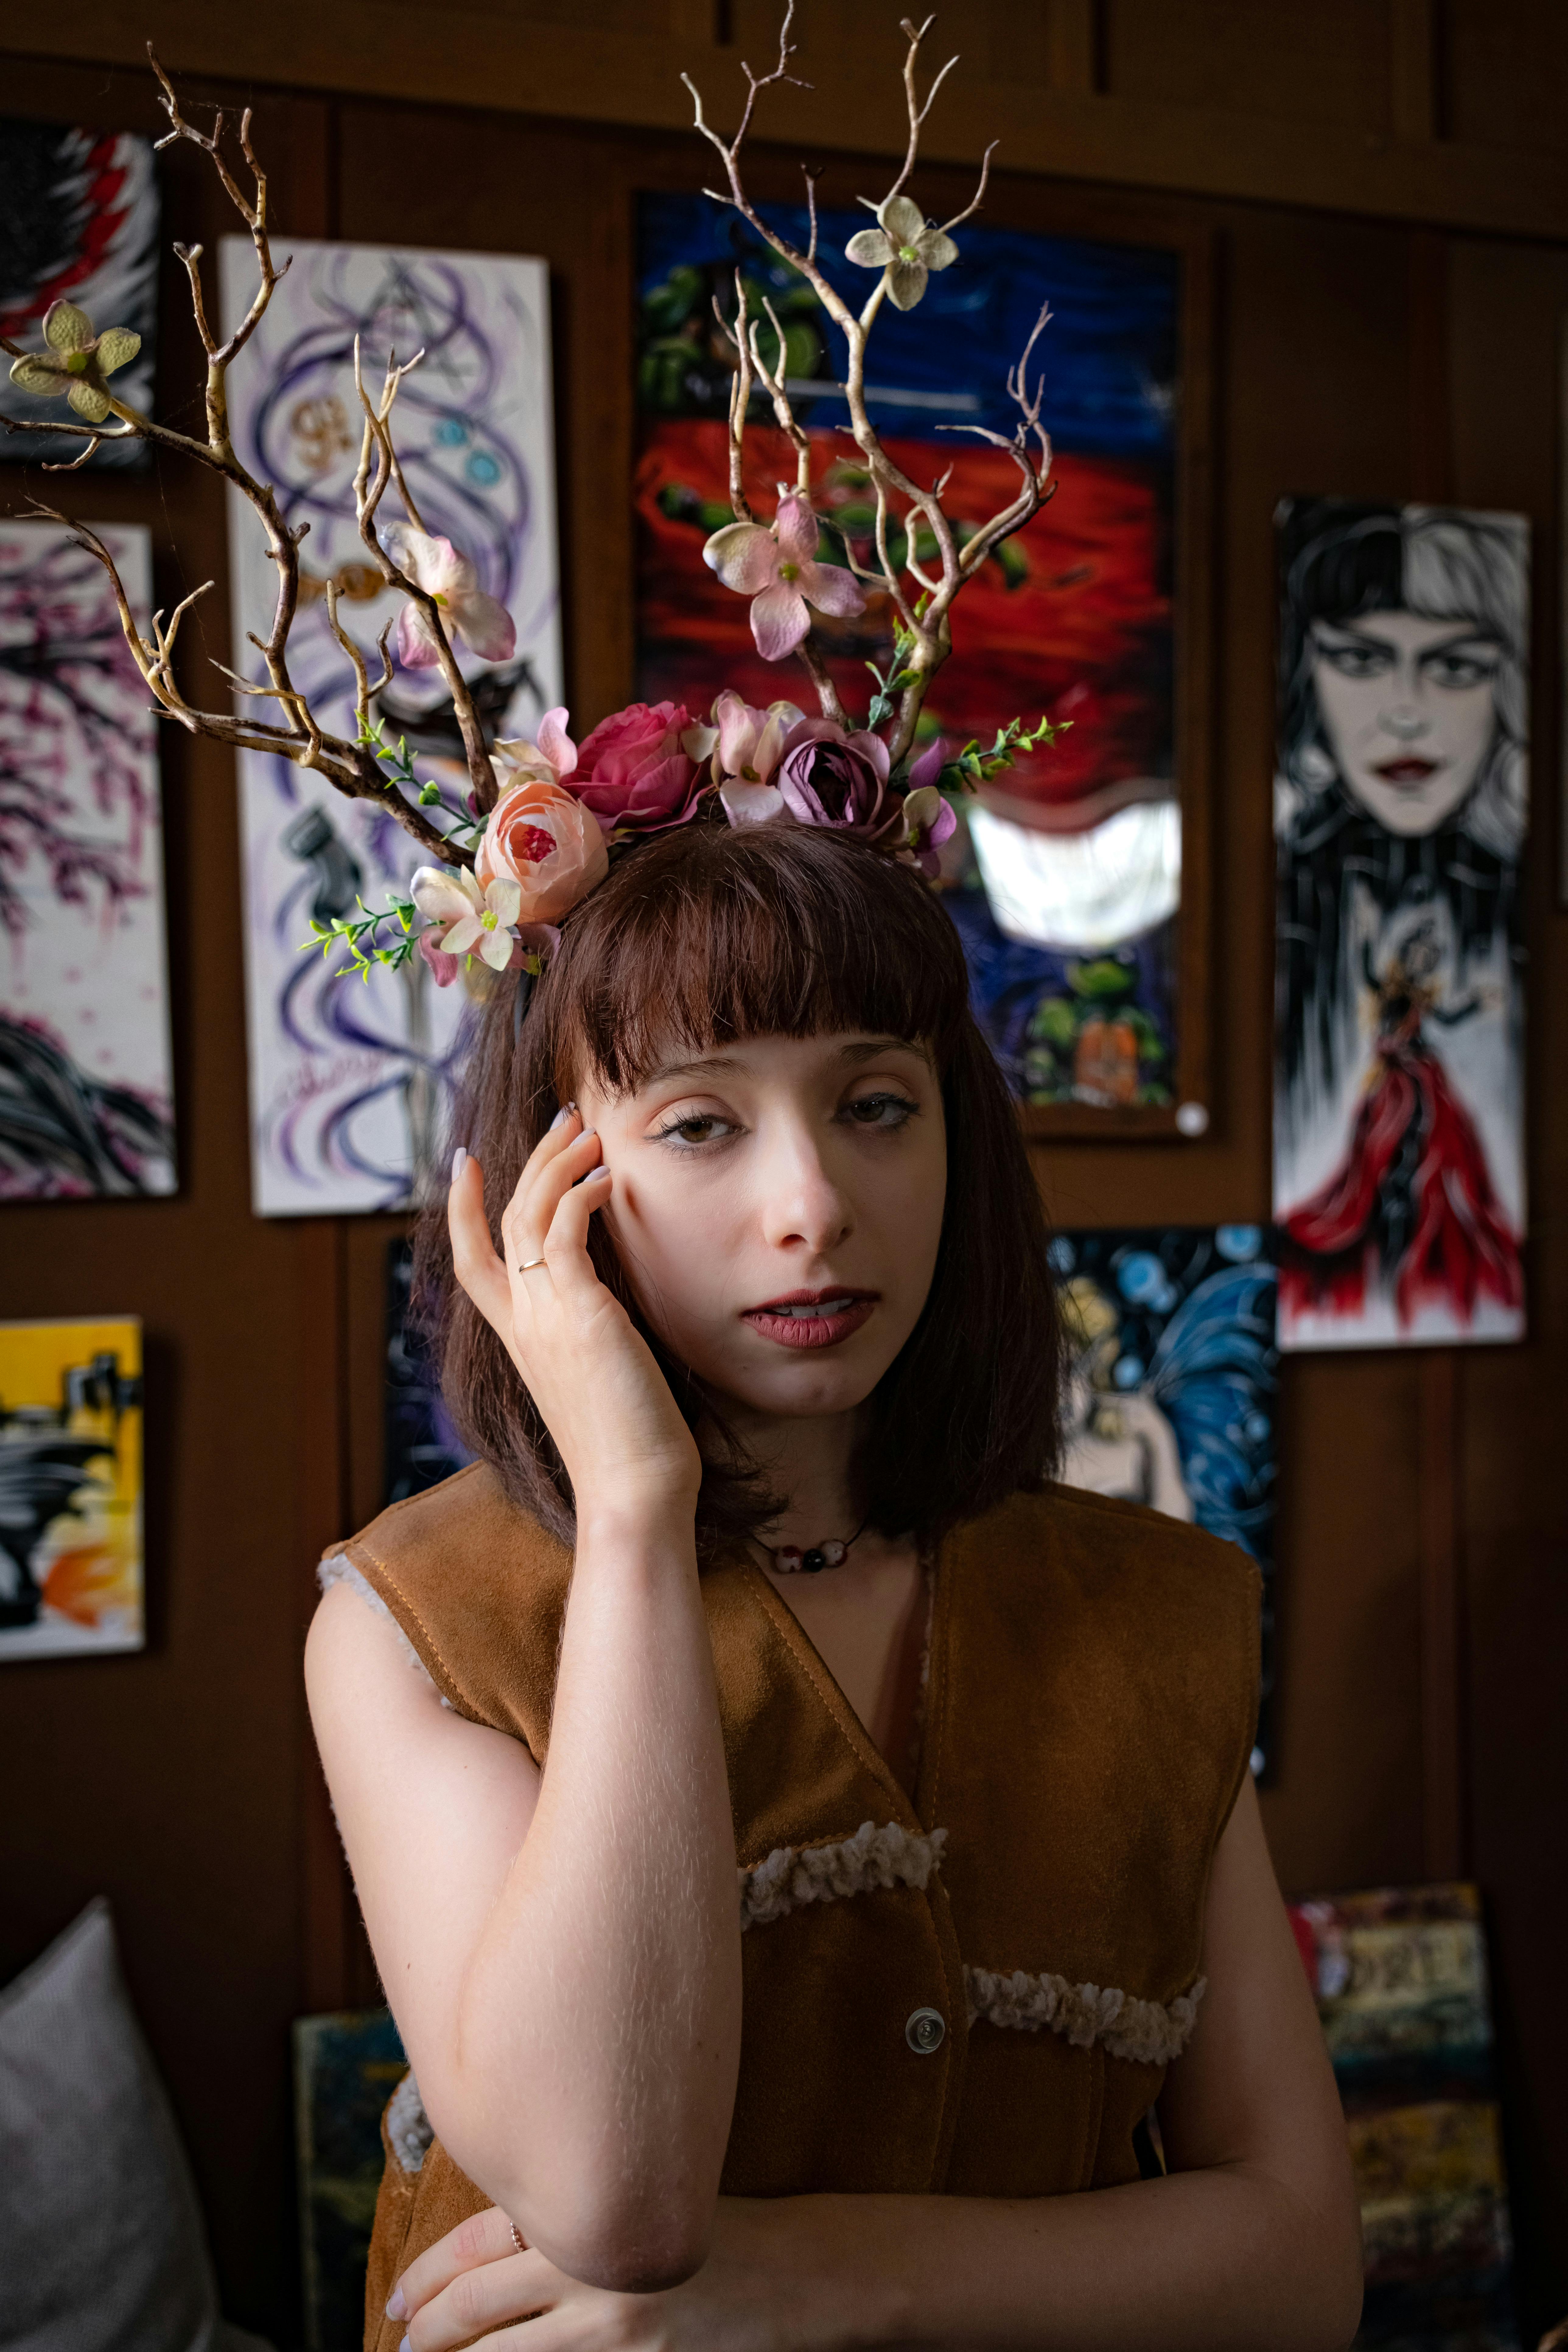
xmin=1416 ymin=631 xmax=1500 ymax=655
xmin=1313 ymin=620 xmax=1397 ymax=647
xmin=838 ymin=1035 xmax=930 ymax=1066
xmin=643 ymin=1052 xmax=745 ymax=1087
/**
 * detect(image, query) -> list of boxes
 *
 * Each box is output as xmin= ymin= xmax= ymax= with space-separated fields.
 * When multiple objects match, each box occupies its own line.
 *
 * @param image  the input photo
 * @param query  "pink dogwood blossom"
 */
xmin=493 ymin=707 xmax=578 ymax=788
xmin=384 ymin=523 xmax=516 ymax=670
xmin=712 ymin=689 xmax=803 ymax=827
xmin=702 ymin=493 xmax=866 ymax=662
xmin=900 ymin=738 xmax=957 ymax=876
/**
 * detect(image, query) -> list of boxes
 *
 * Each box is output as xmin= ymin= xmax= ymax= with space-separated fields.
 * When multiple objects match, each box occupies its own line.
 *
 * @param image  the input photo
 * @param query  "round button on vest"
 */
xmin=905 ymin=2006 xmax=946 ymax=2054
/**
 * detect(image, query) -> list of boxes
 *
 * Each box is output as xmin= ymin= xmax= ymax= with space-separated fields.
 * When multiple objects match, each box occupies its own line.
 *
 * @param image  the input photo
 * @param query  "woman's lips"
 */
xmin=1373 ymin=756 xmax=1441 ymax=784
xmin=742 ymin=1291 xmax=877 ymax=1351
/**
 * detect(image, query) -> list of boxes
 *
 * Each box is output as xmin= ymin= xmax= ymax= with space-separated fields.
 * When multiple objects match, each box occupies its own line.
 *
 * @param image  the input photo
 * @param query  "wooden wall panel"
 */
xmin=1103 ymin=0 xmax=1394 ymax=132
xmin=0 ymin=76 xmax=335 ymax=2337
xmin=1445 ymin=0 xmax=1568 ymax=153
xmin=10 ymin=0 xmax=1568 ymax=236
xmin=1445 ymin=228 xmax=1568 ymax=2299
xmin=1 ymin=18 xmax=1566 ymax=2337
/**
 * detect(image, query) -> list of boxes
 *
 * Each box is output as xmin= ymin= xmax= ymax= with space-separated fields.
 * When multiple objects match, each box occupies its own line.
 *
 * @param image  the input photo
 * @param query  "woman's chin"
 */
xmin=700 ymin=1342 xmax=891 ymax=1426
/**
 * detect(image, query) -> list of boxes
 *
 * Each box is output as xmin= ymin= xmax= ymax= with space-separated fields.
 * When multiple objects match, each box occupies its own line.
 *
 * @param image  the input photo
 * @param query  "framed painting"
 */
xmin=633 ymin=190 xmax=1214 ymax=1136
xmin=1050 ymin=1225 xmax=1277 ymax=1769
xmin=220 ymin=237 xmax=563 ymax=1216
xmin=0 ymin=119 xmax=158 ymax=471
xmin=1273 ymin=497 xmax=1528 ymax=1351
xmin=0 ymin=519 xmax=176 ymax=1199
xmin=0 ymin=1316 xmax=144 ymax=1661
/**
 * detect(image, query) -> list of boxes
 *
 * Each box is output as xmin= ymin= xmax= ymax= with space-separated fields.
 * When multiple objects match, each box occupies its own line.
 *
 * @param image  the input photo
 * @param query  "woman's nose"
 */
xmin=757 ymin=1132 xmax=854 ymax=1254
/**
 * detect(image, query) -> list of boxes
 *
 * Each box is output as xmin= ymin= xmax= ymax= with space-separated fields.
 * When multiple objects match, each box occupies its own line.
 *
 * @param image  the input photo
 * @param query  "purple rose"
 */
xmin=776 ymin=719 xmax=899 ymax=841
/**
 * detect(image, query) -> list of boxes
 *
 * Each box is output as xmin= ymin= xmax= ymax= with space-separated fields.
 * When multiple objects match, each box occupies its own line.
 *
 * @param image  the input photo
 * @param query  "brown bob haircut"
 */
xmin=414 ymin=821 xmax=1064 ymax=1558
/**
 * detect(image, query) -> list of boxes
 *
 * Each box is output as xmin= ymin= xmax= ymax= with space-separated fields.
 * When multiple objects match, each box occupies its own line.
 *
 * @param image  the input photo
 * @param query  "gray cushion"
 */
xmin=0 ymin=1899 xmax=266 ymax=2352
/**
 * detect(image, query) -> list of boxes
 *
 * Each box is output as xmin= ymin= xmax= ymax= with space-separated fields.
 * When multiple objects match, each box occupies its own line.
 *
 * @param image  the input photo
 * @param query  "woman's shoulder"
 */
xmin=320 ymin=1462 xmax=571 ymax=1755
xmin=964 ymin=1476 xmax=1258 ymax=1568
xmin=944 ymin=1483 xmax=1261 ymax=1824
xmin=949 ymin=1481 xmax=1262 ymax=1658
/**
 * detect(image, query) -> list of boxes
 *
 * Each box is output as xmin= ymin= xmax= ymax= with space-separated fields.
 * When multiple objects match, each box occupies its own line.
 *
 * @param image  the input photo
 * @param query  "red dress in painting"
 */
xmin=1279 ymin=944 xmax=1522 ymax=1330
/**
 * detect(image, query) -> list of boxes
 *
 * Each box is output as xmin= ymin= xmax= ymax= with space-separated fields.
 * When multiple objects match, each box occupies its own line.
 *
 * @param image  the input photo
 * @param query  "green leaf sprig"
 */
xmin=302 ymin=893 xmax=420 ymax=982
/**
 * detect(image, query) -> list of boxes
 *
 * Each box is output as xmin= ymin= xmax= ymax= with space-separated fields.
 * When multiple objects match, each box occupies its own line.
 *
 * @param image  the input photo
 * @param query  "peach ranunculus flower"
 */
xmin=475 ymin=772 xmax=609 ymax=921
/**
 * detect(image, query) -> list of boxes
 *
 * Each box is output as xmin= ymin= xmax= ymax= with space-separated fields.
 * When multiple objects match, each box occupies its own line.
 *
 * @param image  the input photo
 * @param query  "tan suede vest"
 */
xmin=329 ymin=1468 xmax=1258 ymax=2347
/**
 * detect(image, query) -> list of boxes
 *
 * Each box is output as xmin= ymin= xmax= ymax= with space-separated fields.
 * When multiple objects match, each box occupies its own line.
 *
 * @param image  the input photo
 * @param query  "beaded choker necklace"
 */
xmin=767 ymin=1518 xmax=868 ymax=1574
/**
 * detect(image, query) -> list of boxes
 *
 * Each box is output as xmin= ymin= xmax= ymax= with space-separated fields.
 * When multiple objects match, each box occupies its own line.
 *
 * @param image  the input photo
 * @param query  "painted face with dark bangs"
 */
xmin=576 ymin=1029 xmax=948 ymax=1432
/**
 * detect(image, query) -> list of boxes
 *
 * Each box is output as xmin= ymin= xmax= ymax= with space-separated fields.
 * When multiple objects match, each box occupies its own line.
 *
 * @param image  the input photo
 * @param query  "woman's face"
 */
xmin=576 ymin=1030 xmax=947 ymax=1430
xmin=1310 ymin=609 xmax=1501 ymax=835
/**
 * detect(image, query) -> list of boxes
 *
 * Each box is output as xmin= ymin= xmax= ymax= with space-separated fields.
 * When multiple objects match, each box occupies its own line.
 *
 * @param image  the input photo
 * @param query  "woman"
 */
xmin=307 ymin=822 xmax=1361 ymax=2350
xmin=1274 ymin=499 xmax=1527 ymax=1335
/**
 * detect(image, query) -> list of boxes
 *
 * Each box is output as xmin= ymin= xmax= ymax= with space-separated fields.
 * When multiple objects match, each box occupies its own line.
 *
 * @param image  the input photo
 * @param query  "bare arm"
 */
xmin=391 ymin=1775 xmax=1363 ymax=2351
xmin=305 ymin=1115 xmax=741 ymax=2291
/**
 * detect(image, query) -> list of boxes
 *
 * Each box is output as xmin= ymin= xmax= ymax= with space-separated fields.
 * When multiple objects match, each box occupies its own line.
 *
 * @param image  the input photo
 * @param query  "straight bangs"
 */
xmin=547 ymin=824 xmax=971 ymax=1099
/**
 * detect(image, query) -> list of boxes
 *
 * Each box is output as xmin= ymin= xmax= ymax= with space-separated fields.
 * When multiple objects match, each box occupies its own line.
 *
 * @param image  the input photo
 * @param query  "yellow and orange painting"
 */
xmin=0 ymin=1318 xmax=143 ymax=1660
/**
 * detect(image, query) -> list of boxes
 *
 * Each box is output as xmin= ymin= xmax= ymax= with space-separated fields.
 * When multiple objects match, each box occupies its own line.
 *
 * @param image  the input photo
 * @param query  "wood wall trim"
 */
xmin=9 ymin=8 xmax=1568 ymax=243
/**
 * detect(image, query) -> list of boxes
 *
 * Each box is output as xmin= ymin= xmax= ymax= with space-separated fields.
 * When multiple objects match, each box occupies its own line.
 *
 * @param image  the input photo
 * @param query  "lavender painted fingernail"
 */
xmin=549 ymin=1106 xmax=569 ymax=1131
xmin=384 ymin=2284 xmax=406 ymax=2320
xmin=450 ymin=1146 xmax=468 ymax=1184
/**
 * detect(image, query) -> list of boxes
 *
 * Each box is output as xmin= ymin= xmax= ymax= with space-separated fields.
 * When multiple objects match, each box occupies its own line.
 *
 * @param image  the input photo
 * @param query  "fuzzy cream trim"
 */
xmin=318 ymin=1554 xmax=452 ymax=1708
xmin=964 ymin=1965 xmax=1207 ymax=2066
xmin=739 ymin=1819 xmax=947 ymax=1930
xmin=386 ymin=2069 xmax=433 ymax=2175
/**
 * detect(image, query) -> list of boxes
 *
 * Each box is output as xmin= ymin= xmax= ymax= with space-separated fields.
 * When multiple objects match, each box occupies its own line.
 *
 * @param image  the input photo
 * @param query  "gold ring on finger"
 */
xmin=517 ymin=1255 xmax=548 ymax=1272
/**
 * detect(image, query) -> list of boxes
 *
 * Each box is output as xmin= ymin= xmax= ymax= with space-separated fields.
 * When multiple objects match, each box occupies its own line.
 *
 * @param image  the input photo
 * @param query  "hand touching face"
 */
xmin=577 ymin=1031 xmax=947 ymax=1429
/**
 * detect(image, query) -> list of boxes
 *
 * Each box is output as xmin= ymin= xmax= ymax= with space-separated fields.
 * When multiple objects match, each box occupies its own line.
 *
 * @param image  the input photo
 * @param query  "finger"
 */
xmin=447 ymin=1153 xmax=515 ymax=1337
xmin=391 ymin=2202 xmax=539 ymax=2320
xmin=503 ymin=1127 xmax=605 ymax=1270
xmin=538 ymin=1164 xmax=617 ymax=1306
xmin=407 ymin=2247 xmax=562 ymax=2349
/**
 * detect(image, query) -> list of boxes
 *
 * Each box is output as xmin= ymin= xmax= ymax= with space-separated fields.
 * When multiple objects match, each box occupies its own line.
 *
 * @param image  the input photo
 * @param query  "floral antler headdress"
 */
xmin=2 ymin=13 xmax=1066 ymax=996
xmin=1 ymin=49 xmax=506 ymax=877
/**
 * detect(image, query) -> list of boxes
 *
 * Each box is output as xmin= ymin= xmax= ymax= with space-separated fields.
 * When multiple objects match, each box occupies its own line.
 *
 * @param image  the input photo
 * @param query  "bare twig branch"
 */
xmin=683 ymin=10 xmax=1055 ymax=758
xmin=795 ymin=634 xmax=850 ymax=730
xmin=716 ymin=276 xmax=756 ymax=523
xmin=349 ymin=336 xmax=499 ymax=814
xmin=883 ymin=18 xmax=960 ymax=211
xmin=939 ymin=138 xmax=997 ymax=234
xmin=40 ymin=433 xmax=106 ymax=472
xmin=803 ymin=166 xmax=821 ymax=266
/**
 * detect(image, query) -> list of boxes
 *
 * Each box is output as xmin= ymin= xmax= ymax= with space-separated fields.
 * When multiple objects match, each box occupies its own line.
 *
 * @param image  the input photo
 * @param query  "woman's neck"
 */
xmin=714 ymin=1401 xmax=866 ymax=1552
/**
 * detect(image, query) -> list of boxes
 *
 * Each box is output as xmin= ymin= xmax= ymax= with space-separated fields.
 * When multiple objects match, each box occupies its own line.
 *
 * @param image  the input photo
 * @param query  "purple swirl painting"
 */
xmin=219 ymin=238 xmax=562 ymax=1216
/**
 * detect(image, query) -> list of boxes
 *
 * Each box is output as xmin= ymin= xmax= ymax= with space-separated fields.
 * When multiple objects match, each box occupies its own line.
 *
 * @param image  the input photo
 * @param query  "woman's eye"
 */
xmin=1319 ymin=641 xmax=1393 ymax=680
xmin=842 ymin=1091 xmax=918 ymax=1129
xmin=653 ymin=1112 xmax=733 ymax=1146
xmin=1426 ymin=651 xmax=1496 ymax=689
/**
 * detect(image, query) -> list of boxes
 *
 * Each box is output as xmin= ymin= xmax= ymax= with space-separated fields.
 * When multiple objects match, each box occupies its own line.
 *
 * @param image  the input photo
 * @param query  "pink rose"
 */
xmin=571 ymin=701 xmax=711 ymax=836
xmin=474 ymin=774 xmax=609 ymax=921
